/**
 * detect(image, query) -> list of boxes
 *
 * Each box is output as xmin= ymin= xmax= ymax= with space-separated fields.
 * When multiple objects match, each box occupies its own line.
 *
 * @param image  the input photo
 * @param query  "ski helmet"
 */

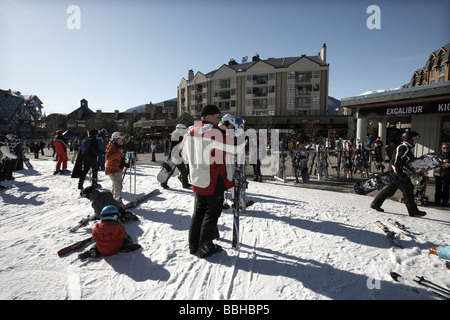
xmin=176 ymin=123 xmax=186 ymax=130
xmin=401 ymin=130 xmax=421 ymax=145
xmin=100 ymin=205 xmax=119 ymax=221
xmin=111 ymin=132 xmax=123 ymax=141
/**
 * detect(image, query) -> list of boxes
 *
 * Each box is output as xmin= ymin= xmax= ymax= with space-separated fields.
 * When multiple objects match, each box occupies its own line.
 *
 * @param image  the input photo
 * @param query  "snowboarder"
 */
xmin=181 ymin=105 xmax=236 ymax=258
xmin=78 ymin=205 xmax=141 ymax=259
xmin=370 ymin=130 xmax=426 ymax=217
xmin=80 ymin=185 xmax=138 ymax=222
xmin=52 ymin=131 xmax=70 ymax=174
xmin=160 ymin=123 xmax=190 ymax=189
xmin=105 ymin=132 xmax=126 ymax=203
xmin=434 ymin=142 xmax=450 ymax=206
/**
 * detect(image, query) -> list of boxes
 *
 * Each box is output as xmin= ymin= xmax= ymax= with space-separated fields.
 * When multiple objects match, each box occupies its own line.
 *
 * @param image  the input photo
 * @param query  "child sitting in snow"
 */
xmin=78 ymin=205 xmax=141 ymax=259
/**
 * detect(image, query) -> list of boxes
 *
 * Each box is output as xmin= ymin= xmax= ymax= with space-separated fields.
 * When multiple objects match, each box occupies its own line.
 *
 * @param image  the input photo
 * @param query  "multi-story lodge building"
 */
xmin=406 ymin=43 xmax=449 ymax=87
xmin=177 ymin=44 xmax=350 ymax=137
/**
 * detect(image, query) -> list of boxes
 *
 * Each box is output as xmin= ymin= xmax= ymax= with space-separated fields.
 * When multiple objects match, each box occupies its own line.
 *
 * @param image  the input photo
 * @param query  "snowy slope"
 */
xmin=0 ymin=157 xmax=449 ymax=300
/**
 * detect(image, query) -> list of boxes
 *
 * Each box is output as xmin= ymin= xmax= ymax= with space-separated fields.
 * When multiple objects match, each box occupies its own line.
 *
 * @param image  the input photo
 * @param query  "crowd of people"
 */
xmin=1 ymin=108 xmax=449 ymax=258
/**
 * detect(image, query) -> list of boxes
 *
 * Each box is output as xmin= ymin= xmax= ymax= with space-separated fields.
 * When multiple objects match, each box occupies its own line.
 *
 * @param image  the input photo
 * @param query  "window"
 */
xmin=312 ymin=97 xmax=320 ymax=105
xmin=246 ymin=75 xmax=252 ymax=82
xmin=269 ymin=73 xmax=275 ymax=80
xmin=246 ymin=87 xmax=252 ymax=94
xmin=432 ymin=69 xmax=436 ymax=77
xmin=287 ymin=84 xmax=294 ymax=92
xmin=313 ymin=70 xmax=320 ymax=78
xmin=440 ymin=65 xmax=446 ymax=75
xmin=295 ymin=98 xmax=311 ymax=108
xmin=288 ymin=72 xmax=295 ymax=79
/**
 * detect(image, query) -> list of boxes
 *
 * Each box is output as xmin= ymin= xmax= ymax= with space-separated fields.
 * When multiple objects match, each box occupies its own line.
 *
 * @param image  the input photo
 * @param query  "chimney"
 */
xmin=321 ymin=43 xmax=327 ymax=63
xmin=188 ymin=69 xmax=194 ymax=81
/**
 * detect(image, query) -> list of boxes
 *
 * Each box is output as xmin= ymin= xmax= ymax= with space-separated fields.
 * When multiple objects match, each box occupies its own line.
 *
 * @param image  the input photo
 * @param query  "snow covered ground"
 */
xmin=0 ymin=155 xmax=449 ymax=301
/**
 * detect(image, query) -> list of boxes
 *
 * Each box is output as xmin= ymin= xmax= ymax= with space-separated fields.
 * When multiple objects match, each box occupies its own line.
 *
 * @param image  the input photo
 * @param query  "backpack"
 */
xmin=80 ymin=137 xmax=93 ymax=154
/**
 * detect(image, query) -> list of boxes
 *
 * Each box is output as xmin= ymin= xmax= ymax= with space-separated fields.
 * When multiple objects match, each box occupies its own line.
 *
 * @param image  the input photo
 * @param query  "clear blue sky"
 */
xmin=1 ymin=0 xmax=449 ymax=115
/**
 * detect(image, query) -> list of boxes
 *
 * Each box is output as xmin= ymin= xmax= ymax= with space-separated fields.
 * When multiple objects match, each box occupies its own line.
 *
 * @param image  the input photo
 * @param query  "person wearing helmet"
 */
xmin=106 ymin=132 xmax=125 ymax=202
xmin=78 ymin=205 xmax=141 ymax=258
xmin=371 ymin=130 xmax=426 ymax=217
xmin=160 ymin=123 xmax=190 ymax=189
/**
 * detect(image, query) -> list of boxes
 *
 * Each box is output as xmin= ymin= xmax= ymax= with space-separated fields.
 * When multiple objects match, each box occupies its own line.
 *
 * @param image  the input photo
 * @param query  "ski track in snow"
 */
xmin=0 ymin=158 xmax=449 ymax=300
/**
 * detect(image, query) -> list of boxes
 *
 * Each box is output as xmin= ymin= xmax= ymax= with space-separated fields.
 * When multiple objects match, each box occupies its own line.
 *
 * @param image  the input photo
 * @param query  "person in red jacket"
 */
xmin=105 ymin=132 xmax=125 ymax=202
xmin=52 ymin=131 xmax=70 ymax=174
xmin=78 ymin=205 xmax=141 ymax=259
xmin=181 ymin=105 xmax=238 ymax=258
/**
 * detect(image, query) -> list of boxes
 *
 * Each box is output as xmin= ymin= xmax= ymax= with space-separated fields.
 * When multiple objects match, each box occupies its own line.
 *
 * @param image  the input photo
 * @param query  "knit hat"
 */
xmin=201 ymin=105 xmax=221 ymax=117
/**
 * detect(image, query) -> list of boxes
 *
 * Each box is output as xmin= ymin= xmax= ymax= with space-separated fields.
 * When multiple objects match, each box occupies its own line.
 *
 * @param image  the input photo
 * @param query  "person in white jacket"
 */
xmin=0 ymin=134 xmax=18 ymax=187
xmin=181 ymin=105 xmax=241 ymax=258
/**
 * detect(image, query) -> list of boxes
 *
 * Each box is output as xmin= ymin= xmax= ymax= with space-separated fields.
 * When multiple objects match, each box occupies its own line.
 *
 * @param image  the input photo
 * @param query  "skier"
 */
xmin=80 ymin=185 xmax=138 ymax=222
xmin=78 ymin=205 xmax=141 ymax=259
xmin=181 ymin=105 xmax=236 ymax=258
xmin=0 ymin=134 xmax=18 ymax=188
xmin=434 ymin=142 xmax=450 ymax=206
xmin=77 ymin=129 xmax=99 ymax=190
xmin=161 ymin=123 xmax=190 ymax=189
xmin=105 ymin=132 xmax=126 ymax=203
xmin=370 ymin=130 xmax=426 ymax=217
xmin=52 ymin=131 xmax=70 ymax=174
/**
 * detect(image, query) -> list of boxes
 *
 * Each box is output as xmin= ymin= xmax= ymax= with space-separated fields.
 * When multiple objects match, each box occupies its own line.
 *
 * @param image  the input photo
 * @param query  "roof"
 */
xmin=0 ymin=94 xmax=25 ymax=119
xmin=185 ymin=54 xmax=327 ymax=81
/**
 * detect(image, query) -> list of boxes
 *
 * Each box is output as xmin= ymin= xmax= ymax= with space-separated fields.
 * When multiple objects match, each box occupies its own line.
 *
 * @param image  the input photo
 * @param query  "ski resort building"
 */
xmin=342 ymin=43 xmax=450 ymax=158
xmin=177 ymin=44 xmax=351 ymax=138
xmin=341 ymin=81 xmax=450 ymax=158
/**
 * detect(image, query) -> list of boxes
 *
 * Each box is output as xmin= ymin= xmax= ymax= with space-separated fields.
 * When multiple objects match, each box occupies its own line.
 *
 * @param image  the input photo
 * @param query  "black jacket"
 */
xmin=391 ymin=142 xmax=414 ymax=176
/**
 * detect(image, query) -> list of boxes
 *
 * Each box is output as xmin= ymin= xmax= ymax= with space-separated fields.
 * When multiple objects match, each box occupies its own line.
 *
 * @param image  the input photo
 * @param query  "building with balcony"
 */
xmin=406 ymin=43 xmax=449 ymax=87
xmin=177 ymin=45 xmax=350 ymax=138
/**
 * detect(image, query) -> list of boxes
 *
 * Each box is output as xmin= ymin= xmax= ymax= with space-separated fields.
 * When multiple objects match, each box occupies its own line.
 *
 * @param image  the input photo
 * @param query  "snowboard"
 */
xmin=354 ymin=153 xmax=442 ymax=195
xmin=157 ymin=159 xmax=177 ymax=183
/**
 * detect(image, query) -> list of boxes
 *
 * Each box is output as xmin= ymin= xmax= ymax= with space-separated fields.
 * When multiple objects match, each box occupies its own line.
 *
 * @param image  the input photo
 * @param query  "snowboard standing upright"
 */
xmin=354 ymin=153 xmax=442 ymax=195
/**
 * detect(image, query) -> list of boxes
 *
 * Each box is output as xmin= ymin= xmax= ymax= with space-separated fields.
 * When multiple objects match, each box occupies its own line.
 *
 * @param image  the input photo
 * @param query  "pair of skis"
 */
xmin=375 ymin=218 xmax=414 ymax=248
xmin=227 ymin=114 xmax=246 ymax=250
